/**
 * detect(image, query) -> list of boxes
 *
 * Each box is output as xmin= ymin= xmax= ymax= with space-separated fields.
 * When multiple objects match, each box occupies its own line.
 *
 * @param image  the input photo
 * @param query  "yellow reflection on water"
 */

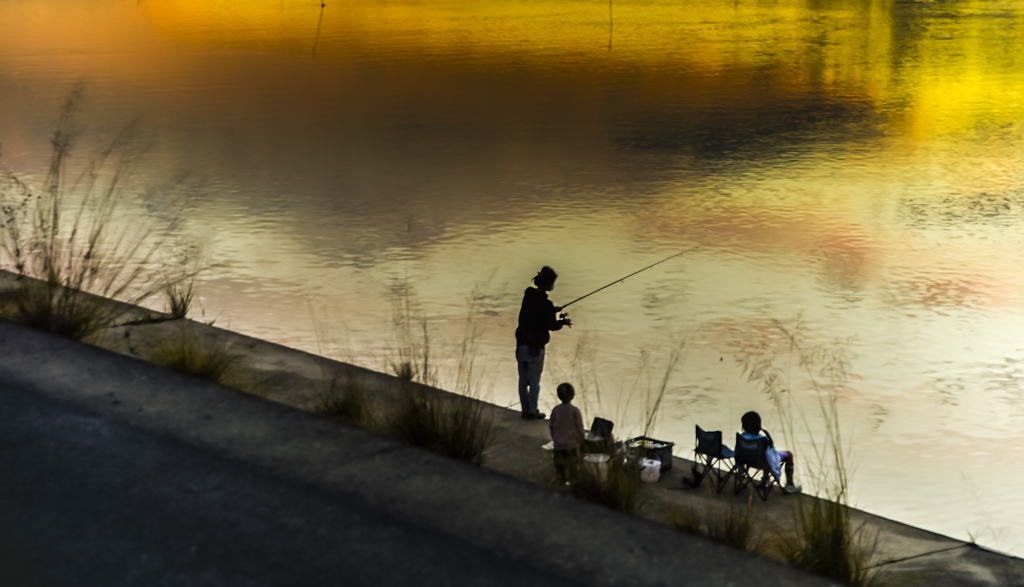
xmin=136 ymin=0 xmax=1024 ymax=141
xmin=5 ymin=0 xmax=1022 ymax=147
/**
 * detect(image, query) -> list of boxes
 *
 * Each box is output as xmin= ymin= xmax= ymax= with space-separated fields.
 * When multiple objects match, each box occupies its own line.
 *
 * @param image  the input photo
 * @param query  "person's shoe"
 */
xmin=531 ymin=412 xmax=546 ymax=420
xmin=783 ymin=484 xmax=802 ymax=495
xmin=521 ymin=412 xmax=533 ymax=420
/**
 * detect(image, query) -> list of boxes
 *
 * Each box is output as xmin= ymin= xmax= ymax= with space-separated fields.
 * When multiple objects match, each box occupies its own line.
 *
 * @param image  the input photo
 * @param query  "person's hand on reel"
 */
xmin=559 ymin=312 xmax=572 ymax=328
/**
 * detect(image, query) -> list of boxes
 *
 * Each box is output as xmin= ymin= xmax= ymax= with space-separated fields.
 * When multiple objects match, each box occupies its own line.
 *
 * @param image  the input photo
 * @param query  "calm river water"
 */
xmin=3 ymin=0 xmax=1024 ymax=555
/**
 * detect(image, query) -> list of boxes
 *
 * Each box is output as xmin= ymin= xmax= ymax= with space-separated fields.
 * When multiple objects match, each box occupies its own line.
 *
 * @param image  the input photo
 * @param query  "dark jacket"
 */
xmin=515 ymin=287 xmax=565 ymax=347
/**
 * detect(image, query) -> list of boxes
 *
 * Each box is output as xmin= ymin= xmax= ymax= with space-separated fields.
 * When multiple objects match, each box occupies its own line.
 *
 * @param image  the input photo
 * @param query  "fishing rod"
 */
xmin=559 ymin=246 xmax=700 ymax=311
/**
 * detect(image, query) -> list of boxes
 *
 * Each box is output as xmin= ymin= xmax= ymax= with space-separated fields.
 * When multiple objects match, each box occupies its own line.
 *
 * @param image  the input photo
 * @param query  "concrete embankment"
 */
xmin=1 ymin=306 xmax=1021 ymax=585
xmin=0 ymin=319 xmax=837 ymax=586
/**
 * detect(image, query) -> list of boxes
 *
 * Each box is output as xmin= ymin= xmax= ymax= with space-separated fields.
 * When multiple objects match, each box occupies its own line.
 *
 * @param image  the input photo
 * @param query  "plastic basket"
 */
xmin=626 ymin=436 xmax=675 ymax=472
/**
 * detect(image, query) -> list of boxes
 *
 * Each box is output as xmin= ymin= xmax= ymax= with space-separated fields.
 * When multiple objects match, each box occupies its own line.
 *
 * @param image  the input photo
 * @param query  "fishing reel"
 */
xmin=559 ymin=311 xmax=572 ymax=328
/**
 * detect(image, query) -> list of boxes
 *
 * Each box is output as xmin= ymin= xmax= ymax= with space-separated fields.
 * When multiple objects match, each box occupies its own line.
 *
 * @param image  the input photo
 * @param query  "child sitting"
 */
xmin=741 ymin=411 xmax=802 ymax=495
xmin=550 ymin=383 xmax=585 ymax=483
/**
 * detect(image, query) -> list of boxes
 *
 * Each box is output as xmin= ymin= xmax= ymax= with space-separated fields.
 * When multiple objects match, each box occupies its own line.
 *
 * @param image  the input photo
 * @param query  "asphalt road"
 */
xmin=0 ymin=378 xmax=584 ymax=587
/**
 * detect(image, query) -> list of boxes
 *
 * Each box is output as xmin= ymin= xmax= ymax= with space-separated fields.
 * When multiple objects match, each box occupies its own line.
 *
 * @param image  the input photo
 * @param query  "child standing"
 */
xmin=741 ymin=411 xmax=802 ymax=494
xmin=550 ymin=383 xmax=585 ymax=483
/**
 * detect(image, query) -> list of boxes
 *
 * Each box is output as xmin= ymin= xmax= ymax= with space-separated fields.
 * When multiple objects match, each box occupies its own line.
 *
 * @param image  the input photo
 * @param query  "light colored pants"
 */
xmin=515 ymin=344 xmax=545 ymax=415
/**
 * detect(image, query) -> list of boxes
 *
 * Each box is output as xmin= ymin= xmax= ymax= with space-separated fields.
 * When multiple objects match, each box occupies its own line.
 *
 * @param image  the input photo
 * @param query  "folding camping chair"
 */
xmin=686 ymin=425 xmax=734 ymax=493
xmin=731 ymin=433 xmax=778 ymax=501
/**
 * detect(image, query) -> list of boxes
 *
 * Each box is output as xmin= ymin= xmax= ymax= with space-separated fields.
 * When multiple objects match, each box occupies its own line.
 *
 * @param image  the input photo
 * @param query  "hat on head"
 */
xmin=533 ymin=266 xmax=558 ymax=286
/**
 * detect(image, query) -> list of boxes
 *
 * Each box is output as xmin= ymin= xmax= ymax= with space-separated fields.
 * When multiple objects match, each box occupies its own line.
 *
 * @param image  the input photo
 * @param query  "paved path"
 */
xmin=0 ymin=321 xmax=836 ymax=587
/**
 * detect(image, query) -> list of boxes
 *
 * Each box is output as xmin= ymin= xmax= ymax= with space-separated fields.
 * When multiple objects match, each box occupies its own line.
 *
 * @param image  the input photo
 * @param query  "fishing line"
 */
xmin=865 ymin=543 xmax=973 ymax=569
xmin=559 ymin=246 xmax=699 ymax=310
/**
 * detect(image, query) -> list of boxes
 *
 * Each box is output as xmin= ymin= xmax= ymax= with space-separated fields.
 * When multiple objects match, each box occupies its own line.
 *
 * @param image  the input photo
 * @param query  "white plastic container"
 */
xmin=582 ymin=453 xmax=610 ymax=482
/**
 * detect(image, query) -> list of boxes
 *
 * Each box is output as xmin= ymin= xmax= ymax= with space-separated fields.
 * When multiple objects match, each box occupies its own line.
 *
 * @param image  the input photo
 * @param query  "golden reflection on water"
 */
xmin=6 ymin=0 xmax=1023 ymax=137
xmin=136 ymin=0 xmax=1024 ymax=137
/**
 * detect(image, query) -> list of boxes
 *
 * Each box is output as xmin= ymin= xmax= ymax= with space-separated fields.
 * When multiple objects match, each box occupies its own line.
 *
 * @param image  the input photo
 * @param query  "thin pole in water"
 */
xmin=608 ymin=0 xmax=613 ymax=52
xmin=313 ymin=3 xmax=326 ymax=58
xmin=560 ymin=246 xmax=700 ymax=310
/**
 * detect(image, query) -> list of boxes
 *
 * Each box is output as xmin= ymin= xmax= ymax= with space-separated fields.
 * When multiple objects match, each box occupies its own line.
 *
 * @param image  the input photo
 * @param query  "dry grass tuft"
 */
xmin=164 ymin=279 xmax=196 ymax=320
xmin=311 ymin=374 xmax=373 ymax=428
xmin=569 ymin=454 xmax=644 ymax=514
xmin=773 ymin=498 xmax=880 ymax=586
xmin=147 ymin=326 xmax=239 ymax=386
xmin=388 ymin=382 xmax=493 ymax=465
xmin=669 ymin=498 xmax=762 ymax=554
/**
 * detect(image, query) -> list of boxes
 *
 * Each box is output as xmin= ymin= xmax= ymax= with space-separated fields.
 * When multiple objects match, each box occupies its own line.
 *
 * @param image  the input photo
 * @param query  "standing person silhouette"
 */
xmin=515 ymin=266 xmax=572 ymax=420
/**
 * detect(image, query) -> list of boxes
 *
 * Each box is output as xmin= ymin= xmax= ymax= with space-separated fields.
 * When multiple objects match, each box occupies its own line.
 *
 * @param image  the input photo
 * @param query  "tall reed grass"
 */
xmin=311 ymin=278 xmax=502 ymax=465
xmin=384 ymin=279 xmax=502 ymax=465
xmin=386 ymin=279 xmax=437 ymax=386
xmin=0 ymin=91 xmax=178 ymax=340
xmin=549 ymin=332 xmax=690 ymax=443
xmin=737 ymin=317 xmax=883 ymax=586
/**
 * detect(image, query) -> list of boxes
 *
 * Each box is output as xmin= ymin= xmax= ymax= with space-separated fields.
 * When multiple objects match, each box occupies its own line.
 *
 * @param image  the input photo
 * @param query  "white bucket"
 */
xmin=641 ymin=458 xmax=662 ymax=483
xmin=583 ymin=453 xmax=610 ymax=482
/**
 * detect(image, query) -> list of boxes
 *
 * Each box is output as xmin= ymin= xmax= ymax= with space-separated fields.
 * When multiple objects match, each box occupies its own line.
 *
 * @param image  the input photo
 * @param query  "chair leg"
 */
xmin=754 ymin=471 xmax=774 ymax=502
xmin=714 ymin=464 xmax=733 ymax=494
xmin=692 ymin=456 xmax=708 ymax=485
xmin=688 ymin=455 xmax=717 ymax=488
xmin=733 ymin=464 xmax=749 ymax=496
